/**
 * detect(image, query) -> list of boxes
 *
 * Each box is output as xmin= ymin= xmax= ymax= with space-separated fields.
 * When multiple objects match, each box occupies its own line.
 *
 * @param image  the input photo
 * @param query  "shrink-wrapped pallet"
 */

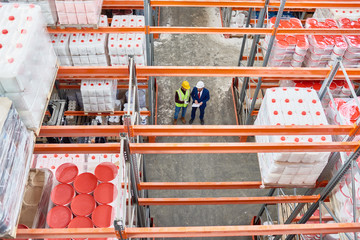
xmin=304 ymin=18 xmax=348 ymax=67
xmin=338 ymin=18 xmax=360 ymax=68
xmin=55 ymin=0 xmax=103 ymax=25
xmin=0 ymin=3 xmax=57 ymax=130
xmin=108 ymin=15 xmax=146 ymax=66
xmin=255 ymin=87 xmax=331 ymax=187
xmin=0 ymin=98 xmax=35 ymax=238
xmin=263 ymin=17 xmax=309 ymax=67
xmin=80 ymin=79 xmax=117 ymax=112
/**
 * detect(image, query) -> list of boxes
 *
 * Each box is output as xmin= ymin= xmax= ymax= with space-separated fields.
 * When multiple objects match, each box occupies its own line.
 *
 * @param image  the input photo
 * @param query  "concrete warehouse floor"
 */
xmin=145 ymin=7 xmax=276 ymax=240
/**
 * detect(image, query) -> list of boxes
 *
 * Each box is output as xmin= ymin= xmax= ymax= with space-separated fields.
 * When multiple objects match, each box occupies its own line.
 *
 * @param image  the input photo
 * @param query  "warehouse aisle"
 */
xmin=146 ymin=7 xmax=272 ymax=240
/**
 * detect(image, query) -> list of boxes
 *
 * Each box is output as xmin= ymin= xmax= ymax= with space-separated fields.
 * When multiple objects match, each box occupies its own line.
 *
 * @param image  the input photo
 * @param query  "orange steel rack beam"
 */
xmin=16 ymin=223 xmax=360 ymax=239
xmin=137 ymin=181 xmax=328 ymax=190
xmin=137 ymin=195 xmax=323 ymax=205
xmin=39 ymin=125 xmax=355 ymax=137
xmin=56 ymin=66 xmax=360 ymax=79
xmin=129 ymin=142 xmax=360 ymax=154
xmin=33 ymin=141 xmax=360 ymax=154
xmin=102 ymin=0 xmax=144 ymax=8
xmin=47 ymin=26 xmax=360 ymax=35
xmin=122 ymin=223 xmax=360 ymax=238
xmin=100 ymin=0 xmax=360 ymax=8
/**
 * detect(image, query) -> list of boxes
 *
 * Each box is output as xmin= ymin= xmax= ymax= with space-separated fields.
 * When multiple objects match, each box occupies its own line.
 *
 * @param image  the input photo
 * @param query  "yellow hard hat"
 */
xmin=181 ymin=81 xmax=190 ymax=89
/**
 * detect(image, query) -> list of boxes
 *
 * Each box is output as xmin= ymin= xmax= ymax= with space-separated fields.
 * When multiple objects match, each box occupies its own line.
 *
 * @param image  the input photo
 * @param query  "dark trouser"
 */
xmin=191 ymin=106 xmax=205 ymax=120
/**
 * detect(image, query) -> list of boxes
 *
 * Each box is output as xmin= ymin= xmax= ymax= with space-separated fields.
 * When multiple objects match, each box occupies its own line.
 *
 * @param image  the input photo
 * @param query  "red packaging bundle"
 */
xmin=280 ymin=80 xmax=353 ymax=97
xmin=264 ymin=17 xmax=309 ymax=67
xmin=338 ymin=18 xmax=360 ymax=68
xmin=304 ymin=18 xmax=348 ymax=67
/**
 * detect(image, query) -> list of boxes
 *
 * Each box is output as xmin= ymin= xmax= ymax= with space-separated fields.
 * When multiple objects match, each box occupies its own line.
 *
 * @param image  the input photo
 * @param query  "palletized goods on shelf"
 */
xmin=338 ymin=18 xmax=360 ymax=68
xmin=314 ymin=8 xmax=360 ymax=21
xmin=51 ymin=15 xmax=108 ymax=66
xmin=263 ymin=17 xmax=309 ymax=67
xmin=255 ymin=87 xmax=331 ymax=187
xmin=32 ymin=153 xmax=126 ymax=230
xmin=108 ymin=15 xmax=146 ymax=66
xmin=0 ymin=98 xmax=35 ymax=238
xmin=0 ymin=3 xmax=57 ymax=130
xmin=304 ymin=18 xmax=348 ymax=67
xmin=55 ymin=0 xmax=103 ymax=25
xmin=80 ymin=79 xmax=117 ymax=113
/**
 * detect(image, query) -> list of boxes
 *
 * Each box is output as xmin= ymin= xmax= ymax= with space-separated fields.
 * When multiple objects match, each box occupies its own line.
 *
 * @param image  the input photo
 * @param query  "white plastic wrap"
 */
xmin=81 ymin=79 xmax=117 ymax=112
xmin=7 ymin=0 xmax=58 ymax=25
xmin=108 ymin=15 xmax=146 ymax=66
xmin=0 ymin=98 xmax=35 ymax=238
xmin=125 ymin=88 xmax=147 ymax=108
xmin=0 ymin=3 xmax=58 ymax=130
xmin=304 ymin=18 xmax=348 ymax=67
xmin=229 ymin=10 xmax=247 ymax=28
xmin=325 ymin=97 xmax=360 ymax=127
xmin=263 ymin=17 xmax=309 ymax=67
xmin=255 ymin=87 xmax=331 ymax=187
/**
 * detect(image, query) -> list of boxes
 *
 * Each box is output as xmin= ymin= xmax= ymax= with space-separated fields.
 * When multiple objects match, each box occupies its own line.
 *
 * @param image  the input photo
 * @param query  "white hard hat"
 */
xmin=196 ymin=81 xmax=204 ymax=88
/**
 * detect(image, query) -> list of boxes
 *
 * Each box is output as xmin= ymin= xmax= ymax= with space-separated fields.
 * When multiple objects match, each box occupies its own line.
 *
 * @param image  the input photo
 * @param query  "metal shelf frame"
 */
xmin=33 ymin=0 xmax=360 ymax=239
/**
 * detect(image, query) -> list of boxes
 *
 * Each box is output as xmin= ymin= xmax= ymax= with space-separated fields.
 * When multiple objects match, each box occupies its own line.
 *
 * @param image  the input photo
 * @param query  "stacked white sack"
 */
xmin=0 ymin=3 xmax=57 ymax=130
xmin=263 ymin=17 xmax=309 ymax=67
xmin=108 ymin=15 xmax=146 ymax=66
xmin=80 ymin=79 xmax=117 ymax=112
xmin=255 ymin=87 xmax=331 ymax=186
xmin=55 ymin=0 xmax=103 ymax=25
xmin=67 ymin=15 xmax=108 ymax=66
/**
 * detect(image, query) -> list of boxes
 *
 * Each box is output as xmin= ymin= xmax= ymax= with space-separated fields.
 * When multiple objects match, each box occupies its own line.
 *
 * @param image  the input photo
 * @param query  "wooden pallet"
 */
xmin=28 ymin=63 xmax=59 ymax=136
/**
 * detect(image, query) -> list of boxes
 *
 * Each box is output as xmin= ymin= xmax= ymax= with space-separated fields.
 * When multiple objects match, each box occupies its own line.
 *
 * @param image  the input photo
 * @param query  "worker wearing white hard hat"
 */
xmin=189 ymin=81 xmax=210 ymax=125
xmin=173 ymin=81 xmax=191 ymax=125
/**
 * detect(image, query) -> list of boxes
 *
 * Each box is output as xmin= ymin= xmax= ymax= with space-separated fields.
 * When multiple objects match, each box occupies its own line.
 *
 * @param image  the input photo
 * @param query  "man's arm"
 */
xmin=191 ymin=88 xmax=198 ymax=103
xmin=200 ymin=89 xmax=210 ymax=105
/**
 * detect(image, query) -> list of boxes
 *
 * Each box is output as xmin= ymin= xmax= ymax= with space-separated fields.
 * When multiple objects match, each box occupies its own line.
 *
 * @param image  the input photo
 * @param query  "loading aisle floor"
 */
xmin=146 ymin=7 xmax=273 ymax=240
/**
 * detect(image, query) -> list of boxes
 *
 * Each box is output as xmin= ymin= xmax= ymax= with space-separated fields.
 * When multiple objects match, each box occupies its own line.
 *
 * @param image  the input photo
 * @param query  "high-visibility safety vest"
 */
xmin=175 ymin=88 xmax=190 ymax=107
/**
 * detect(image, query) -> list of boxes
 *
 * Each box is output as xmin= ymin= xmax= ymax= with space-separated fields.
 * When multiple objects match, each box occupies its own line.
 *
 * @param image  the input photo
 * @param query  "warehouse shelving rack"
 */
xmin=14 ymin=0 xmax=360 ymax=239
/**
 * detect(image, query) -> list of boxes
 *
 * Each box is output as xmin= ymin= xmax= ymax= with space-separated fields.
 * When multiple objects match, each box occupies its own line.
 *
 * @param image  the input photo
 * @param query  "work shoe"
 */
xmin=189 ymin=119 xmax=194 ymax=124
xmin=200 ymin=119 xmax=204 ymax=125
xmin=181 ymin=117 xmax=186 ymax=124
xmin=173 ymin=119 xmax=177 ymax=125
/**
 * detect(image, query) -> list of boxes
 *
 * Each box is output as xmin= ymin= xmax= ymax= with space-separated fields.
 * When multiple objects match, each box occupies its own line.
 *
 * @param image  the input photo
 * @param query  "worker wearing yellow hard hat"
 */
xmin=173 ymin=81 xmax=191 ymax=125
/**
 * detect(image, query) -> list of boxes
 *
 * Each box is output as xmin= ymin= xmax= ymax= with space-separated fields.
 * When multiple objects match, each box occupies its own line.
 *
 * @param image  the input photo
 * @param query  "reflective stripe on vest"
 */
xmin=175 ymin=88 xmax=190 ymax=107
